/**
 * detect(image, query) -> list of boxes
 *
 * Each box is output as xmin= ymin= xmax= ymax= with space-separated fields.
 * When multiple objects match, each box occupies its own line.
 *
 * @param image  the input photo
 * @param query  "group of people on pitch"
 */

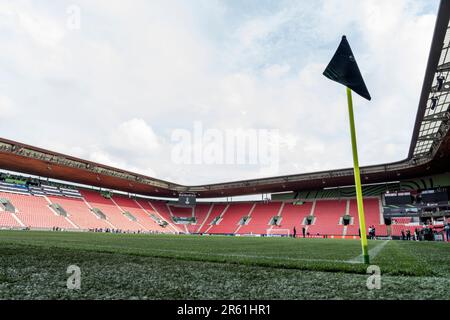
xmin=400 ymin=221 xmax=450 ymax=241
xmin=368 ymin=225 xmax=376 ymax=239
xmin=292 ymin=226 xmax=307 ymax=238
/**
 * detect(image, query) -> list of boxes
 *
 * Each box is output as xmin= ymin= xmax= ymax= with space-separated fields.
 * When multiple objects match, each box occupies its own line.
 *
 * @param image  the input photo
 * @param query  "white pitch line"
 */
xmin=347 ymin=240 xmax=390 ymax=264
xmin=3 ymin=239 xmax=378 ymax=266
xmin=58 ymin=243 xmax=356 ymax=264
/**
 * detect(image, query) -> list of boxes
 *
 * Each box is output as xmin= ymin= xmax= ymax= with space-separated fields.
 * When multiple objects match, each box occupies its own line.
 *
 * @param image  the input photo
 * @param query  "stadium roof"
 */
xmin=1 ymin=1 xmax=449 ymax=199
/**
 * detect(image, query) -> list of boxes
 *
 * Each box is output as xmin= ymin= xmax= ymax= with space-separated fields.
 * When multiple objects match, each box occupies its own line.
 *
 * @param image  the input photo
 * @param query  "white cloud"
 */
xmin=110 ymin=118 xmax=160 ymax=154
xmin=0 ymin=95 xmax=15 ymax=119
xmin=263 ymin=64 xmax=291 ymax=79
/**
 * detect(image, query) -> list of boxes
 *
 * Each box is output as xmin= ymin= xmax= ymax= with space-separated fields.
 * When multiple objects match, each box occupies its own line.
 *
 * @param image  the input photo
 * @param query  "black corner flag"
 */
xmin=323 ymin=35 xmax=371 ymax=264
xmin=323 ymin=35 xmax=371 ymax=101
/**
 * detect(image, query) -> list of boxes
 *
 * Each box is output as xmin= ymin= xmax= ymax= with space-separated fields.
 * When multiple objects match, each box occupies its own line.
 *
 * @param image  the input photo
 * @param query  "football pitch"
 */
xmin=0 ymin=230 xmax=449 ymax=299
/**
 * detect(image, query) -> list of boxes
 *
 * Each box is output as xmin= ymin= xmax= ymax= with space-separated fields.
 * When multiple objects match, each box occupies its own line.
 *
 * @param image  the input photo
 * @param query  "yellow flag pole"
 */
xmin=346 ymin=87 xmax=370 ymax=264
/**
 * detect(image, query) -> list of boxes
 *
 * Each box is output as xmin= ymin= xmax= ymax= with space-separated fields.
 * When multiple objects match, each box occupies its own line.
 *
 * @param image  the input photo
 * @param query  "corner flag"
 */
xmin=323 ymin=36 xmax=371 ymax=101
xmin=323 ymin=35 xmax=371 ymax=264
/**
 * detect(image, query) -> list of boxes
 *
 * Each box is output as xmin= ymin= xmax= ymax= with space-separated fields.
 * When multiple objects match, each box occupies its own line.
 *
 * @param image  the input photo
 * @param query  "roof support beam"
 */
xmin=423 ymin=110 xmax=450 ymax=122
xmin=431 ymin=81 xmax=450 ymax=92
xmin=437 ymin=62 xmax=450 ymax=72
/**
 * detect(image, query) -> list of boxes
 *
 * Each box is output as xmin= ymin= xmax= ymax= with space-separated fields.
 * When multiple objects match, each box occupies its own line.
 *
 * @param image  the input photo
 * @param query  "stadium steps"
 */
xmin=131 ymin=198 xmax=170 ymax=233
xmin=202 ymin=204 xmax=229 ymax=234
xmin=0 ymin=198 xmax=16 ymax=212
xmin=109 ymin=197 xmax=148 ymax=231
xmin=0 ymin=197 xmax=25 ymax=227
xmin=237 ymin=202 xmax=283 ymax=235
xmin=81 ymin=190 xmax=145 ymax=231
xmin=310 ymin=200 xmax=317 ymax=216
xmin=340 ymin=200 xmax=350 ymax=237
xmin=266 ymin=202 xmax=285 ymax=234
xmin=144 ymin=200 xmax=179 ymax=232
xmin=168 ymin=205 xmax=192 ymax=233
xmin=44 ymin=196 xmax=80 ymax=229
xmin=194 ymin=203 xmax=214 ymax=233
xmin=234 ymin=203 xmax=257 ymax=234
xmin=166 ymin=203 xmax=176 ymax=219
xmin=82 ymin=197 xmax=117 ymax=229
xmin=342 ymin=225 xmax=348 ymax=237
xmin=0 ymin=192 xmax=74 ymax=229
xmin=112 ymin=196 xmax=167 ymax=232
xmin=207 ymin=202 xmax=253 ymax=234
xmin=271 ymin=201 xmax=312 ymax=234
xmin=166 ymin=204 xmax=187 ymax=231
xmin=145 ymin=200 xmax=182 ymax=233
xmin=47 ymin=195 xmax=110 ymax=230
xmin=185 ymin=203 xmax=210 ymax=233
xmin=0 ymin=203 xmax=25 ymax=227
xmin=307 ymin=200 xmax=346 ymax=236
xmin=378 ymin=198 xmax=385 ymax=224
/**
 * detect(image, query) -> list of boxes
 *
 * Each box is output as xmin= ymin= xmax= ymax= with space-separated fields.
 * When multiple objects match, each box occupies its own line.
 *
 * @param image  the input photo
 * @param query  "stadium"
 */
xmin=0 ymin=1 xmax=450 ymax=302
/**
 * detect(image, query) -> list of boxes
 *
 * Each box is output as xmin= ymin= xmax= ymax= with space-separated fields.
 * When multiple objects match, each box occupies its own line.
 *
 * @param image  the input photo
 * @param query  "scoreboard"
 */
xmin=178 ymin=193 xmax=196 ymax=206
xmin=420 ymin=189 xmax=448 ymax=204
xmin=384 ymin=191 xmax=413 ymax=206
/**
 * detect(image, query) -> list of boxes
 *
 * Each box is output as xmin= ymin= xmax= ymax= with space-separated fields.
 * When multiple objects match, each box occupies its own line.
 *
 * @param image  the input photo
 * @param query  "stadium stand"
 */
xmin=169 ymin=206 xmax=193 ymax=218
xmin=81 ymin=190 xmax=144 ymax=231
xmin=0 ymin=192 xmax=74 ymax=229
xmin=307 ymin=200 xmax=346 ymax=236
xmin=134 ymin=198 xmax=182 ymax=233
xmin=168 ymin=205 xmax=193 ymax=233
xmin=187 ymin=203 xmax=211 ymax=233
xmin=346 ymin=198 xmax=388 ymax=236
xmin=104 ymin=195 xmax=167 ymax=232
xmin=271 ymin=201 xmax=313 ymax=234
xmin=0 ymin=209 xmax=22 ymax=228
xmin=47 ymin=195 xmax=110 ymax=230
xmin=237 ymin=202 xmax=282 ymax=235
xmin=197 ymin=203 xmax=228 ymax=234
xmin=0 ymin=178 xmax=443 ymax=239
xmin=207 ymin=203 xmax=254 ymax=234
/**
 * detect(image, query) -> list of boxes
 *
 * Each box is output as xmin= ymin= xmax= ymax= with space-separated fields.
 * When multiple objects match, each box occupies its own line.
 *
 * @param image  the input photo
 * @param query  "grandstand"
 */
xmin=1 ymin=0 xmax=450 ymax=304
xmin=0 ymin=174 xmax=448 ymax=240
xmin=0 ymin=1 xmax=449 ymax=240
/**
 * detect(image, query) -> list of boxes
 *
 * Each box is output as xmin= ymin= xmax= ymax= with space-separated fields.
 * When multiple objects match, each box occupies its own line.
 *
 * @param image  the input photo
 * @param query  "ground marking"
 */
xmin=347 ymin=240 xmax=389 ymax=264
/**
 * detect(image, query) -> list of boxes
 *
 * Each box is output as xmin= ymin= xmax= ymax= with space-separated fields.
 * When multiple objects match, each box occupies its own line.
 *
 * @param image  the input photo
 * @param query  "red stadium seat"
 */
xmin=272 ymin=202 xmax=313 ymax=235
xmin=207 ymin=203 xmax=253 ymax=234
xmin=346 ymin=198 xmax=387 ymax=236
xmin=237 ymin=202 xmax=282 ymax=235
xmin=112 ymin=195 xmax=168 ymax=232
xmin=0 ymin=192 xmax=74 ymax=229
xmin=307 ymin=200 xmax=346 ymax=236
xmin=197 ymin=203 xmax=228 ymax=234
xmin=81 ymin=190 xmax=144 ymax=231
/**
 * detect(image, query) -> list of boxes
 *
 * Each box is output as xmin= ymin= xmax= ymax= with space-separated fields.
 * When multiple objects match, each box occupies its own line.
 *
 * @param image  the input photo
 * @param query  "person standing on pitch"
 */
xmin=293 ymin=226 xmax=297 ymax=238
xmin=444 ymin=220 xmax=450 ymax=242
xmin=302 ymin=227 xmax=306 ymax=238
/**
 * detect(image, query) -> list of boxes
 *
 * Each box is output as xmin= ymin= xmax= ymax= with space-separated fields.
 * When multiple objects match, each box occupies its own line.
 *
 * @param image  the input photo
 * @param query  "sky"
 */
xmin=0 ymin=0 xmax=440 ymax=186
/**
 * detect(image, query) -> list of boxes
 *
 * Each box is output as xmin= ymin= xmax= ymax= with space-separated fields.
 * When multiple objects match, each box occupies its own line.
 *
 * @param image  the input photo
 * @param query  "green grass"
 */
xmin=0 ymin=230 xmax=449 ymax=299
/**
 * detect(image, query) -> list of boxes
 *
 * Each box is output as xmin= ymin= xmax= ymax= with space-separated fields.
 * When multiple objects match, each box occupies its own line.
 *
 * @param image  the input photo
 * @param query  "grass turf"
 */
xmin=0 ymin=230 xmax=449 ymax=299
